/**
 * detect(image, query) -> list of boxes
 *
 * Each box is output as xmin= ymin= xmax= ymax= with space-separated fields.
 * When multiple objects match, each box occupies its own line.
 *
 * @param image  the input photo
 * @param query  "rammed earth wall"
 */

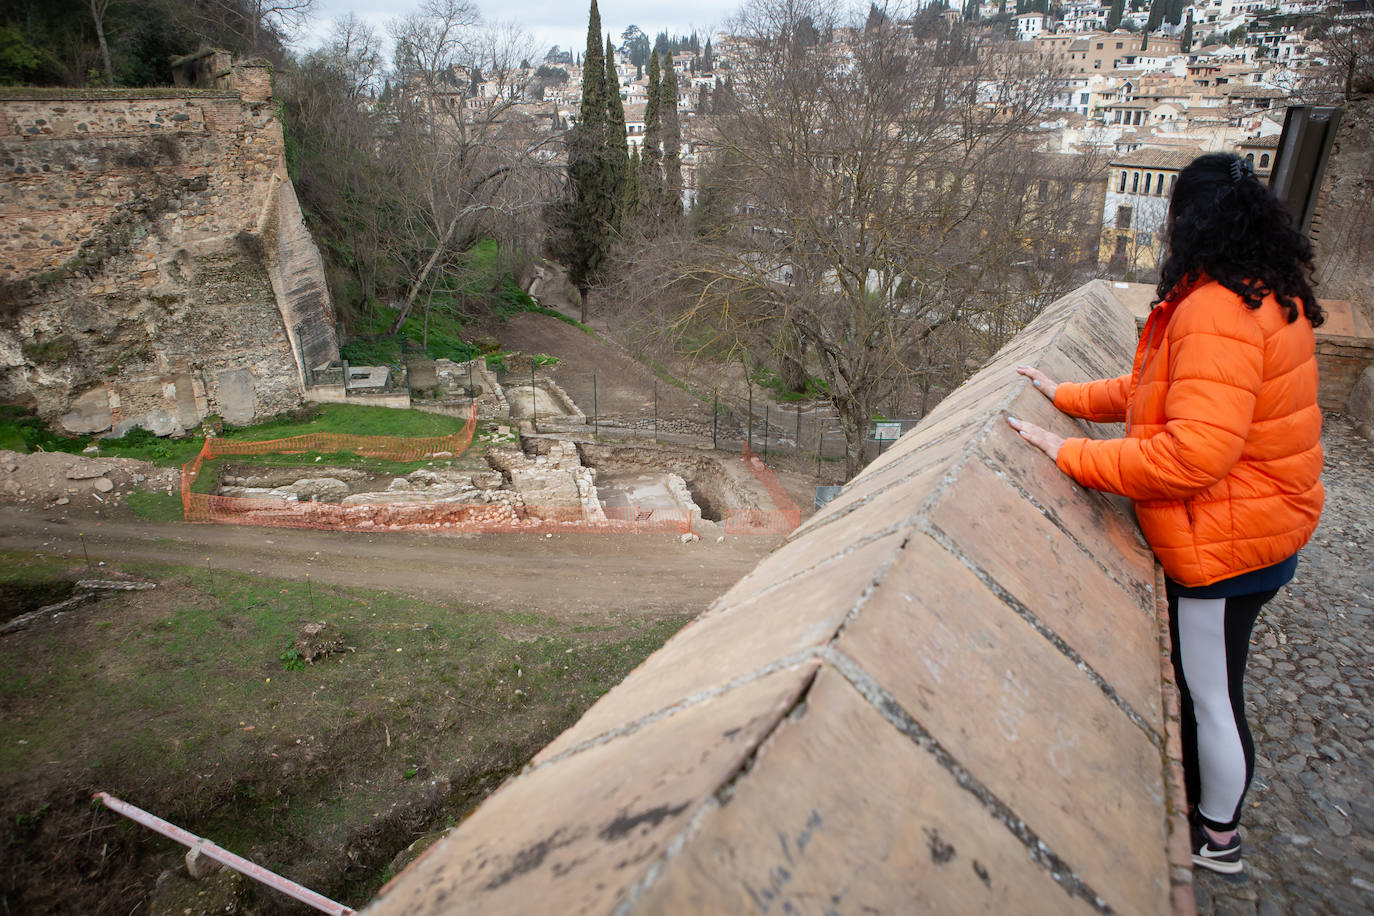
xmin=0 ymin=62 xmax=337 ymax=436
xmin=365 ymin=281 xmax=1196 ymax=916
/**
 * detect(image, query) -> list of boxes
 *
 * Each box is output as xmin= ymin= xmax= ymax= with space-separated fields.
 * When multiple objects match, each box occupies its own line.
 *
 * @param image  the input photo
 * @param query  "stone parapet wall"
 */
xmin=0 ymin=63 xmax=338 ymax=436
xmin=365 ymin=281 xmax=1192 ymax=916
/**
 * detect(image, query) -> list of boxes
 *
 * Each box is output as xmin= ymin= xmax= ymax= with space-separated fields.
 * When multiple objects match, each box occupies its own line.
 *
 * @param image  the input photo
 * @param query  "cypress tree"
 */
xmin=640 ymin=51 xmax=663 ymax=222
xmin=1179 ymin=10 xmax=1193 ymax=51
xmin=661 ymin=52 xmax=683 ymax=218
xmin=1145 ymin=0 xmax=1166 ymax=33
xmin=604 ymin=34 xmax=630 ymax=230
xmin=1107 ymin=0 xmax=1125 ymax=30
xmin=624 ymin=145 xmax=642 ymax=225
xmin=566 ymin=0 xmax=614 ymax=304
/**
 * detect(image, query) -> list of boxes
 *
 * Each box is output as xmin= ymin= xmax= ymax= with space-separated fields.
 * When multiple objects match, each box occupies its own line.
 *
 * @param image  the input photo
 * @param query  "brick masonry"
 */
xmin=364 ymin=281 xmax=1196 ymax=916
xmin=0 ymin=62 xmax=337 ymax=436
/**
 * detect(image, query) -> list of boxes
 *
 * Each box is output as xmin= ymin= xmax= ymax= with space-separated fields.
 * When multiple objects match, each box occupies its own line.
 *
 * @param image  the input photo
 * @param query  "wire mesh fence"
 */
xmin=495 ymin=367 xmax=924 ymax=481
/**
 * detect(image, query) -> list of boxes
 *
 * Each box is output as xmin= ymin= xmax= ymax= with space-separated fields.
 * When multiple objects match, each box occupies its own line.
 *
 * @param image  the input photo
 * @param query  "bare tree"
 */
xmin=384 ymin=2 xmax=560 ymax=333
xmin=88 ymin=0 xmax=116 ymax=83
xmin=624 ymin=0 xmax=1097 ymax=475
xmin=1306 ymin=13 xmax=1374 ymax=102
xmin=279 ymin=16 xmax=396 ymax=311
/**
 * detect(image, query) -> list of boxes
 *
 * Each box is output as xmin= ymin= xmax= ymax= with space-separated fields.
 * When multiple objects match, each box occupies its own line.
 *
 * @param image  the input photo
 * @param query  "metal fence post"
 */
xmin=530 ymin=366 xmax=536 ymax=429
xmin=816 ymin=418 xmax=823 ymax=477
xmin=796 ymin=407 xmax=802 ymax=458
xmin=764 ymin=405 xmax=769 ymax=461
xmin=747 ymin=384 xmax=753 ymax=452
xmin=467 ymin=361 xmax=473 ymax=403
xmin=593 ymin=374 xmax=598 ymax=437
xmin=713 ymin=391 xmax=718 ymax=450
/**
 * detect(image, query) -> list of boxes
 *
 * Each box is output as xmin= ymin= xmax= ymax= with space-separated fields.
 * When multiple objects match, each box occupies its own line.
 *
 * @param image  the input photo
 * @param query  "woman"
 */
xmin=1007 ymin=152 xmax=1325 ymax=876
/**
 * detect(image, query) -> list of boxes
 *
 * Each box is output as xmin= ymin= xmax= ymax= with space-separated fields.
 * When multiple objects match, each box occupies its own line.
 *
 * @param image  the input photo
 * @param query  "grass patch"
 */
xmin=219 ymin=403 xmax=471 ymax=441
xmin=0 ymin=552 xmax=689 ymax=911
xmin=750 ymin=366 xmax=829 ymax=403
xmin=126 ymin=490 xmax=184 ymax=523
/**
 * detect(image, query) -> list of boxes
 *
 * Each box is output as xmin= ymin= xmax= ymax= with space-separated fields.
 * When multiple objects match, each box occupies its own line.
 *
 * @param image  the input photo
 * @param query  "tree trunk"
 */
xmin=836 ymin=400 xmax=873 ymax=480
xmin=388 ymin=217 xmax=460 ymax=335
xmin=90 ymin=0 xmax=113 ymax=83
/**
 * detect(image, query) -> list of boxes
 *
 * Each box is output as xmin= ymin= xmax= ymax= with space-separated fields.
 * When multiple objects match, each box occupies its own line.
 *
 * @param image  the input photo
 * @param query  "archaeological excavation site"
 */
xmin=183 ymin=361 xmax=799 ymax=538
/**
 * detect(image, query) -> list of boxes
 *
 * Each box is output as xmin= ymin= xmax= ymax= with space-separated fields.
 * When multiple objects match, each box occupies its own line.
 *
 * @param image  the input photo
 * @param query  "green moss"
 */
xmin=20 ymin=335 xmax=77 ymax=364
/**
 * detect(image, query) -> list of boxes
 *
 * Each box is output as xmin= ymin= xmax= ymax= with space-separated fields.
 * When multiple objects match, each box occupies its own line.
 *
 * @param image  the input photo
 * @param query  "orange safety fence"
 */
xmin=182 ymin=403 xmax=478 ymax=525
xmin=180 ymin=403 xmax=691 ymax=534
xmin=726 ymin=442 xmax=802 ymax=535
xmin=181 ymin=495 xmax=690 ymax=534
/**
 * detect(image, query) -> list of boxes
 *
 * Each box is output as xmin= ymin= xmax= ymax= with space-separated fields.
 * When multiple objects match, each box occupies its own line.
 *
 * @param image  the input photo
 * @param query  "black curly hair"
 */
xmin=1155 ymin=152 xmax=1324 ymax=327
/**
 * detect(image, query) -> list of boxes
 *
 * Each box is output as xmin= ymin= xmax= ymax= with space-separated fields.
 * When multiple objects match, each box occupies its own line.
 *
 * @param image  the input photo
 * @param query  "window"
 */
xmin=1094 ymin=60 xmax=1101 ymax=69
xmin=1118 ymin=171 xmax=1128 ymax=192
xmin=1260 ymin=153 xmax=1270 ymax=168
xmin=1115 ymin=234 xmax=1129 ymax=257
xmin=1131 ymin=172 xmax=1139 ymax=193
xmin=1116 ymin=42 xmax=1124 ymax=49
xmin=1117 ymin=205 xmax=1133 ymax=229
xmin=1038 ymin=179 xmax=1049 ymax=202
xmin=1143 ymin=173 xmax=1152 ymax=195
xmin=1168 ymin=174 xmax=1177 ymax=194
xmin=1245 ymin=153 xmax=1255 ymax=166
xmin=1157 ymin=173 xmax=1166 ymax=196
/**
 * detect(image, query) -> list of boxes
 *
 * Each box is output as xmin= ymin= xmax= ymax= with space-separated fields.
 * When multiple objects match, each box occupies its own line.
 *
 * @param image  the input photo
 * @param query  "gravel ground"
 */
xmin=1194 ymin=414 xmax=1374 ymax=915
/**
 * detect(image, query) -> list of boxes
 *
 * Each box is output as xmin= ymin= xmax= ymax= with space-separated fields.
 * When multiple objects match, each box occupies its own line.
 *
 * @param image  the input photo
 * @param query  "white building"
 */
xmin=1017 ymin=13 xmax=1047 ymax=40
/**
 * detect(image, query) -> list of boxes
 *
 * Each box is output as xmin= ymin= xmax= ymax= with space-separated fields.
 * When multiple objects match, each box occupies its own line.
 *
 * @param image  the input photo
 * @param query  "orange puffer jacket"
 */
xmin=1053 ymin=280 xmax=1323 ymax=587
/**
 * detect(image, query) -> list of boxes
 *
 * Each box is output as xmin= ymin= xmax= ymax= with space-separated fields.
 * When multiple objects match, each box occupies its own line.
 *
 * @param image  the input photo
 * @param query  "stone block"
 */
xmin=57 ymin=386 xmax=111 ymax=435
xmin=925 ymin=456 xmax=1162 ymax=732
xmin=793 ymin=433 xmax=964 ymax=538
xmin=407 ymin=359 xmax=438 ymax=390
xmin=533 ymin=532 xmax=904 ymax=763
xmin=366 ymin=664 xmax=819 ymax=916
xmin=216 ymin=368 xmax=255 ymax=425
xmin=171 ymin=372 xmax=201 ymax=429
xmin=835 ymin=537 xmax=1170 ymax=915
xmin=635 ymin=669 xmax=1099 ymax=916
xmin=736 ymin=459 xmax=945 ymax=587
xmin=977 ymin=417 xmax=1154 ymax=604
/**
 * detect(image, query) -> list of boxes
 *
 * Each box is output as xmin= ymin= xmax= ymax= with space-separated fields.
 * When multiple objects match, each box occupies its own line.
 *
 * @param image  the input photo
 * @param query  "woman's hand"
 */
xmin=1016 ymin=365 xmax=1059 ymax=401
xmin=1007 ymin=416 xmax=1065 ymax=462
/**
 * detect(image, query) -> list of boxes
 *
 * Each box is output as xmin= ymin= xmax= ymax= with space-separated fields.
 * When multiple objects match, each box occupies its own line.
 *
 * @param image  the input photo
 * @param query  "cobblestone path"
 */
xmin=1196 ymin=415 xmax=1374 ymax=915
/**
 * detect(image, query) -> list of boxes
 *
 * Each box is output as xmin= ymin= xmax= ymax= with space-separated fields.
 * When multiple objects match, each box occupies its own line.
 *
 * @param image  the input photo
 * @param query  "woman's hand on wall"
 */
xmin=1006 ymin=416 xmax=1065 ymax=463
xmin=1016 ymin=365 xmax=1059 ymax=401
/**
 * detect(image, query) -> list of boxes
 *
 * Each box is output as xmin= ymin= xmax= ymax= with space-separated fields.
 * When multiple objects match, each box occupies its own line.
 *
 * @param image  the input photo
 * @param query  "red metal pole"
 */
xmin=94 ymin=792 xmax=354 ymax=916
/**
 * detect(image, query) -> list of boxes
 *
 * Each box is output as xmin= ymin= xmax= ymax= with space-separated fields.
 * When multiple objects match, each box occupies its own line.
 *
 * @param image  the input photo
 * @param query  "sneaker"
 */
xmin=1190 ymin=817 xmax=1243 ymax=875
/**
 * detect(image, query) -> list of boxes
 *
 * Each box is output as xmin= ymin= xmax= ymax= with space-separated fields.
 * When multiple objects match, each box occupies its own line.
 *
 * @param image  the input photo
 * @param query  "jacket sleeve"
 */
xmin=1055 ymin=296 xmax=1264 ymax=501
xmin=1053 ymin=375 xmax=1130 ymax=423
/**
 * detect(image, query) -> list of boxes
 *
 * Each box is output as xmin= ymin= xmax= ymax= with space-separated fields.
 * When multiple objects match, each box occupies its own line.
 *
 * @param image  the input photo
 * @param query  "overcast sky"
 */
xmin=300 ymin=0 xmax=741 ymax=63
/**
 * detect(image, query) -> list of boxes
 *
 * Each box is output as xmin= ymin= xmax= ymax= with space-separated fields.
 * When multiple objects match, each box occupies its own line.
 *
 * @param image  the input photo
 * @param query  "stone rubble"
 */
xmin=0 ymin=448 xmax=179 ymax=511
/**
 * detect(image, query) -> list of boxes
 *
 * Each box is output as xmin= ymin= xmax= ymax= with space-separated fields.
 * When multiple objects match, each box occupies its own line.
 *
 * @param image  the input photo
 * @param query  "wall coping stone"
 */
xmin=0 ymin=88 xmax=241 ymax=102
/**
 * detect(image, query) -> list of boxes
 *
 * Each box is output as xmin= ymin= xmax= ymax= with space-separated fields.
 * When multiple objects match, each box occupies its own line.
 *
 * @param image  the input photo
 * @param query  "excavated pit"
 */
xmin=203 ymin=437 xmax=768 ymax=531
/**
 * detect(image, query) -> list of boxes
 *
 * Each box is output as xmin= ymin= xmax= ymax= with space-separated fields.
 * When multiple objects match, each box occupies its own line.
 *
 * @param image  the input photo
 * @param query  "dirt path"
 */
xmin=0 ymin=507 xmax=779 ymax=622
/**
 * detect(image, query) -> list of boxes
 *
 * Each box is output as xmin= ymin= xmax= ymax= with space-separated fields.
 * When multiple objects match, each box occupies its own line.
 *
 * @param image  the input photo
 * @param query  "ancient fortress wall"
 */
xmin=366 ymin=281 xmax=1194 ymax=916
xmin=0 ymin=62 xmax=337 ymax=436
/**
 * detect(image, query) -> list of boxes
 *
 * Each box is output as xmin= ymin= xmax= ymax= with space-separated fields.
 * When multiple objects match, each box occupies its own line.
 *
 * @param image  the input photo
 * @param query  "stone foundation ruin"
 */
xmin=199 ymin=435 xmax=772 ymax=535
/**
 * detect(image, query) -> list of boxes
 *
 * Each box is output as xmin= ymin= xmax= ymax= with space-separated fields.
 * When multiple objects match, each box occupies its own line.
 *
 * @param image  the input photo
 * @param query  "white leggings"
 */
xmin=1169 ymin=589 xmax=1275 ymax=831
